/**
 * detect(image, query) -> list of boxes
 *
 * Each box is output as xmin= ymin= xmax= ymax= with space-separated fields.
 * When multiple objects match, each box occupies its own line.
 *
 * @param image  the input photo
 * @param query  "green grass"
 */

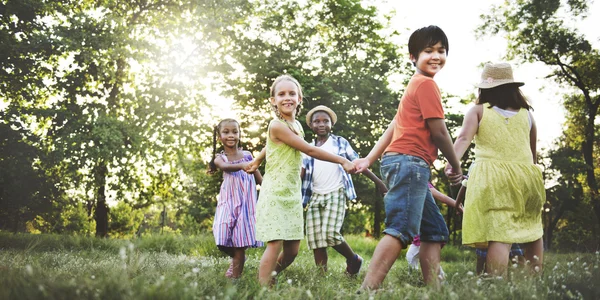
xmin=0 ymin=232 xmax=598 ymax=299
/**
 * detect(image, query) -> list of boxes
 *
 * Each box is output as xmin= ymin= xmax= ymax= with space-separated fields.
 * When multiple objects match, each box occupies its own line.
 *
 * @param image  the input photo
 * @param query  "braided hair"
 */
xmin=208 ymin=118 xmax=240 ymax=174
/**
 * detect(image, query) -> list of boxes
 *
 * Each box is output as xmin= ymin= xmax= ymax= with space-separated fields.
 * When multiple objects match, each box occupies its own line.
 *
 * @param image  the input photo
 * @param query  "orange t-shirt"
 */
xmin=384 ymin=73 xmax=444 ymax=165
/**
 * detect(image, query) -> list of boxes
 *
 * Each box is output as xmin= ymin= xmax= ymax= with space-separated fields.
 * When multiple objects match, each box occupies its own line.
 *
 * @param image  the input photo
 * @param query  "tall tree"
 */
xmin=203 ymin=0 xmax=405 ymax=235
xmin=479 ymin=0 xmax=600 ymax=240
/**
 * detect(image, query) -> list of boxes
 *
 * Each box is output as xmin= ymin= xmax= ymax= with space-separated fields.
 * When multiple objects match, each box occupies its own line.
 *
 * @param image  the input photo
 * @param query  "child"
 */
xmin=301 ymin=105 xmax=388 ymax=274
xmin=353 ymin=25 xmax=463 ymax=289
xmin=406 ymin=182 xmax=463 ymax=276
xmin=451 ymin=62 xmax=544 ymax=276
xmin=244 ymin=75 xmax=355 ymax=286
xmin=208 ymin=118 xmax=263 ymax=279
xmin=476 ymin=244 xmax=525 ymax=275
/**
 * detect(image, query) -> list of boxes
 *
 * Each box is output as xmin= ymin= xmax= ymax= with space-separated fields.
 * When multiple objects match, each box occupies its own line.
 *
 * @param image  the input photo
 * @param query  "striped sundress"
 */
xmin=212 ymin=151 xmax=263 ymax=248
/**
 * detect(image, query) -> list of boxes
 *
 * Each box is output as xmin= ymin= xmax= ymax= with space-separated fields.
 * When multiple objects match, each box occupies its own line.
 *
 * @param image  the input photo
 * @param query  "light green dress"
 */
xmin=463 ymin=105 xmax=544 ymax=248
xmin=255 ymin=119 xmax=305 ymax=242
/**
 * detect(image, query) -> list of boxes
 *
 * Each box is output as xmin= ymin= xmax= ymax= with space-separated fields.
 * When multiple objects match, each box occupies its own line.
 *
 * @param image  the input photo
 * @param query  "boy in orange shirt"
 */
xmin=354 ymin=25 xmax=462 ymax=289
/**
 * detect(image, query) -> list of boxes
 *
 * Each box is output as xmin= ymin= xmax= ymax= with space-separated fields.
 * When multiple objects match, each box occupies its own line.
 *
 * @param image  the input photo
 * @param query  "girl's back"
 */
xmin=474 ymin=105 xmax=532 ymax=164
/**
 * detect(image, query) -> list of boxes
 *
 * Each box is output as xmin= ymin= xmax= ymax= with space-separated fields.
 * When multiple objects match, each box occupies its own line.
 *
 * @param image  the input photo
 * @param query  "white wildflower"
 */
xmin=119 ymin=247 xmax=127 ymax=260
xmin=534 ymin=266 xmax=540 ymax=273
xmin=271 ymin=271 xmax=277 ymax=276
xmin=128 ymin=243 xmax=134 ymax=252
xmin=467 ymin=271 xmax=474 ymax=276
xmin=287 ymin=279 xmax=292 ymax=285
xmin=512 ymin=263 xmax=518 ymax=269
xmin=533 ymin=255 xmax=539 ymax=261
xmin=305 ymin=290 xmax=313 ymax=299
xmin=25 ymin=264 xmax=33 ymax=275
xmin=192 ymin=267 xmax=199 ymax=273
xmin=91 ymin=275 xmax=95 ymax=279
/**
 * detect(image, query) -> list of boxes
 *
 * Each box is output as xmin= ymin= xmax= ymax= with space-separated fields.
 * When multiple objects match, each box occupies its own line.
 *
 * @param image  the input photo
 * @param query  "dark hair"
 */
xmin=477 ymin=84 xmax=533 ymax=110
xmin=269 ymin=74 xmax=303 ymax=119
xmin=208 ymin=118 xmax=240 ymax=174
xmin=408 ymin=25 xmax=449 ymax=63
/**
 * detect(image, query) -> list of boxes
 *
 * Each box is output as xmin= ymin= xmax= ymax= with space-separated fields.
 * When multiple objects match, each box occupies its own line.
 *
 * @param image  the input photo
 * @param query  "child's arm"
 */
xmin=253 ymin=170 xmax=263 ymax=185
xmin=430 ymin=187 xmax=463 ymax=214
xmin=529 ymin=111 xmax=537 ymax=163
xmin=213 ymin=155 xmax=249 ymax=173
xmin=362 ymin=169 xmax=388 ymax=196
xmin=354 ymin=119 xmax=395 ymax=173
xmin=271 ymin=122 xmax=355 ymax=173
xmin=245 ymin=148 xmax=265 ymax=173
xmin=455 ymin=185 xmax=466 ymax=212
xmin=452 ymin=105 xmax=481 ymax=159
xmin=427 ymin=118 xmax=462 ymax=185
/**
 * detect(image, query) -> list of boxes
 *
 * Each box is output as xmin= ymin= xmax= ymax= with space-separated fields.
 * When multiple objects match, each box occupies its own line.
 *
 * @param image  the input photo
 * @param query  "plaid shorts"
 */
xmin=305 ymin=187 xmax=346 ymax=250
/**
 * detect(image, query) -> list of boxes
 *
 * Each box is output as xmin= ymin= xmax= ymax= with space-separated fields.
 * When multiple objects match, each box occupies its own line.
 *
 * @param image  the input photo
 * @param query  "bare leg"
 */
xmin=419 ymin=242 xmax=442 ymax=287
xmin=313 ymin=248 xmax=328 ymax=272
xmin=231 ymin=247 xmax=246 ymax=278
xmin=361 ymin=235 xmax=403 ymax=290
xmin=274 ymin=240 xmax=300 ymax=274
xmin=258 ymin=240 xmax=283 ymax=286
xmin=476 ymin=252 xmax=486 ymax=275
xmin=486 ymin=242 xmax=511 ymax=277
xmin=522 ymin=238 xmax=543 ymax=274
xmin=332 ymin=241 xmax=355 ymax=260
xmin=218 ymin=246 xmax=235 ymax=258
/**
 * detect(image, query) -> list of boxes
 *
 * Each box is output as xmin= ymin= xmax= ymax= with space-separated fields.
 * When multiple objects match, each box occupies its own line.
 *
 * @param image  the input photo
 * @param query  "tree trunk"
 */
xmin=373 ymin=196 xmax=382 ymax=238
xmin=94 ymin=162 xmax=109 ymax=237
xmin=582 ymin=104 xmax=600 ymax=246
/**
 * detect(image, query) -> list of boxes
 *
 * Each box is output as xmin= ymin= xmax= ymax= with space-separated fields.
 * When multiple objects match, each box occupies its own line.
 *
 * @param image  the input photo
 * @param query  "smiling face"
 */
xmin=310 ymin=111 xmax=332 ymax=138
xmin=411 ymin=41 xmax=447 ymax=78
xmin=270 ymin=79 xmax=302 ymax=120
xmin=217 ymin=121 xmax=240 ymax=149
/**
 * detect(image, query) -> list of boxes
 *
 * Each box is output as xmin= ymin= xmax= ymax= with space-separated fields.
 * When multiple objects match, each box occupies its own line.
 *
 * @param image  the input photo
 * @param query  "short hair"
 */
xmin=477 ymin=84 xmax=533 ymax=111
xmin=408 ymin=25 xmax=449 ymax=60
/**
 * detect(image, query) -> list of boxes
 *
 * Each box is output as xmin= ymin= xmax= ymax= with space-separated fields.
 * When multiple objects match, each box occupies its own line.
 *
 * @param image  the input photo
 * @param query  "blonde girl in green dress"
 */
xmin=245 ymin=75 xmax=355 ymax=286
xmin=450 ymin=63 xmax=544 ymax=277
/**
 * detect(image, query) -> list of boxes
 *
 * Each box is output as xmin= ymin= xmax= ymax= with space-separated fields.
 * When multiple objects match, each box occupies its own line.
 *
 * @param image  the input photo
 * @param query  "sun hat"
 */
xmin=475 ymin=63 xmax=524 ymax=89
xmin=305 ymin=105 xmax=338 ymax=126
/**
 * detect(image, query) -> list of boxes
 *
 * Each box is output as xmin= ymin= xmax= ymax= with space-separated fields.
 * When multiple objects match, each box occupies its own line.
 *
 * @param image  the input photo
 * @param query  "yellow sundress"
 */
xmin=462 ymin=105 xmax=544 ymax=248
xmin=255 ymin=119 xmax=305 ymax=242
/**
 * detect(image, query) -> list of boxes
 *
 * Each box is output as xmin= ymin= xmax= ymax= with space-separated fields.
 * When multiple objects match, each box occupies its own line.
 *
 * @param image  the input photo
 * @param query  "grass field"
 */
xmin=0 ymin=232 xmax=598 ymax=299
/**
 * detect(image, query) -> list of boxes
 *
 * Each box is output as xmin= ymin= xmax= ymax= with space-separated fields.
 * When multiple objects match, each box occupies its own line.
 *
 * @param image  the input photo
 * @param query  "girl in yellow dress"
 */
xmin=451 ymin=63 xmax=544 ymax=276
xmin=245 ymin=75 xmax=355 ymax=286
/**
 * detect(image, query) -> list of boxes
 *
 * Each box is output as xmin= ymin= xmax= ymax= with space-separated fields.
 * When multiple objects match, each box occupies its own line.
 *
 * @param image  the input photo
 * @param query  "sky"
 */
xmin=382 ymin=0 xmax=600 ymax=149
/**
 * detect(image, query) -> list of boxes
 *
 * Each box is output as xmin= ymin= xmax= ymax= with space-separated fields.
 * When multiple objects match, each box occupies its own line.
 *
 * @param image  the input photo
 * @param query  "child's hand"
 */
xmin=375 ymin=181 xmax=388 ymax=197
xmin=341 ymin=159 xmax=356 ymax=173
xmin=353 ymin=158 xmax=371 ymax=173
xmin=444 ymin=163 xmax=463 ymax=186
xmin=244 ymin=159 xmax=260 ymax=173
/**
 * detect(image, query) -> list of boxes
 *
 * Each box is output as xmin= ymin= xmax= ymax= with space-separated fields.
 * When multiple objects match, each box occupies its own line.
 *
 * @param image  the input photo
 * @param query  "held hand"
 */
xmin=454 ymin=201 xmax=464 ymax=214
xmin=444 ymin=163 xmax=463 ymax=186
xmin=341 ymin=159 xmax=356 ymax=174
xmin=353 ymin=158 xmax=371 ymax=173
xmin=244 ymin=159 xmax=260 ymax=174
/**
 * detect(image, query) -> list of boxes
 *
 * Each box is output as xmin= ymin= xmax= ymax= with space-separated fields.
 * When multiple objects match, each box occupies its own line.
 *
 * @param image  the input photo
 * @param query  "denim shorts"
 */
xmin=380 ymin=153 xmax=449 ymax=247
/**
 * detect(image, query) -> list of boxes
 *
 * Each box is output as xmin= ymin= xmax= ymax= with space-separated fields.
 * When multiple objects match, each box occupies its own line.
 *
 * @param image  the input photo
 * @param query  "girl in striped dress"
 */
xmin=208 ymin=118 xmax=263 ymax=279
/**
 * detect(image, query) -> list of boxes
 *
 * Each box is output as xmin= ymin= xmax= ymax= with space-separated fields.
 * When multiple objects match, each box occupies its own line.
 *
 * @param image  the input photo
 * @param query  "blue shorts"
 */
xmin=476 ymin=243 xmax=524 ymax=258
xmin=380 ymin=153 xmax=449 ymax=247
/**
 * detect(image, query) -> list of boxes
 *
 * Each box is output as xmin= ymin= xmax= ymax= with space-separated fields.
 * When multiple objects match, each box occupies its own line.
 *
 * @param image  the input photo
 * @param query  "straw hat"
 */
xmin=475 ymin=63 xmax=524 ymax=89
xmin=305 ymin=105 xmax=337 ymax=126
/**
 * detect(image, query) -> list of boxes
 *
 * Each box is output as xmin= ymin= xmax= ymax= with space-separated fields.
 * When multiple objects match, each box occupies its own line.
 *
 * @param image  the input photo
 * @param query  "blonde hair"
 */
xmin=269 ymin=74 xmax=303 ymax=118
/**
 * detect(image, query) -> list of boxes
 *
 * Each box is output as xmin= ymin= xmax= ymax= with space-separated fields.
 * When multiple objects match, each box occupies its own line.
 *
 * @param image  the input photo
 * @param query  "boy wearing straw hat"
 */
xmin=353 ymin=25 xmax=463 ymax=289
xmin=301 ymin=105 xmax=387 ymax=275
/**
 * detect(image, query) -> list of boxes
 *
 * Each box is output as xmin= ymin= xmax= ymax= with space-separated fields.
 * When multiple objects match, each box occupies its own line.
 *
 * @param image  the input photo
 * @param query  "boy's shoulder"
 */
xmin=408 ymin=73 xmax=438 ymax=89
